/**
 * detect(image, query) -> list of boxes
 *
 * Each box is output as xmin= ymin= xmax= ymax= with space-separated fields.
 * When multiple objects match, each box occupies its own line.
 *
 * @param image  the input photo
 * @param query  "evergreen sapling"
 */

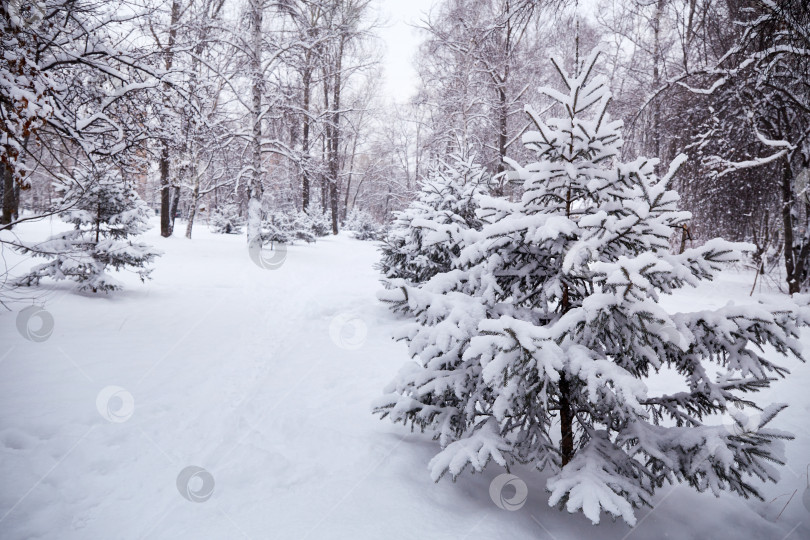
xmin=373 ymin=49 xmax=808 ymax=525
xmin=17 ymin=168 xmax=161 ymax=292
xmin=379 ymin=154 xmax=490 ymax=284
xmin=210 ymin=203 xmax=244 ymax=234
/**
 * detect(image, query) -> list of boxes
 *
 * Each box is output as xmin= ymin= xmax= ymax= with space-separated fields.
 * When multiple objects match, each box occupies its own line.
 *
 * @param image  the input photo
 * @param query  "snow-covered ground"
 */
xmin=1 ymin=218 xmax=808 ymax=540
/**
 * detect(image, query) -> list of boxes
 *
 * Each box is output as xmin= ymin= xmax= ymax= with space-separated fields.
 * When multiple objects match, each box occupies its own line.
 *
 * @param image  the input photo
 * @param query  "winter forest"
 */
xmin=2 ymin=0 xmax=810 ymax=538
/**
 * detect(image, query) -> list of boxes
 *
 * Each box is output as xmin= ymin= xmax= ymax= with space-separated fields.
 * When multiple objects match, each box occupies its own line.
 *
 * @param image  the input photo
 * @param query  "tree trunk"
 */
xmin=159 ymin=145 xmax=172 ymax=237
xmin=328 ymin=37 xmax=345 ymax=235
xmin=651 ymin=0 xmax=665 ymax=175
xmin=185 ymin=182 xmax=200 ymax=239
xmin=560 ymin=190 xmax=575 ymax=466
xmin=496 ymin=84 xmax=507 ymax=175
xmin=159 ymin=0 xmax=181 ymax=238
xmin=301 ymin=60 xmax=312 ymax=212
xmin=321 ymin=175 xmax=328 ymax=214
xmin=170 ymin=184 xmax=181 ymax=229
xmin=1 ymin=165 xmax=14 ymax=226
xmin=679 ymin=224 xmax=689 ymax=254
xmin=559 ymin=373 xmax=575 ymax=466
xmin=383 ymin=184 xmax=391 ymax=220
xmin=247 ymin=0 xmax=264 ymax=246
xmin=95 ymin=203 xmax=101 ymax=243
xmin=12 ymin=181 xmax=19 ymax=221
xmin=781 ymin=158 xmax=800 ymax=294
xmin=343 ymin=133 xmax=358 ymax=220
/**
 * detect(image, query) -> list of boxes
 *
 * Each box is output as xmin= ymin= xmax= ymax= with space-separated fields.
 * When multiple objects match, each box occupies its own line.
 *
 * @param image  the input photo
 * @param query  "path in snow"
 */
xmin=1 ymin=220 xmax=808 ymax=539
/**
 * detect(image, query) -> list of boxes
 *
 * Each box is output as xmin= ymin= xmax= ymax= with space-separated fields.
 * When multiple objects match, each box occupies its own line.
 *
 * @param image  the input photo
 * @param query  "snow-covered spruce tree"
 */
xmin=17 ymin=168 xmax=161 ymax=293
xmin=378 ymin=154 xmax=490 ymax=283
xmin=373 ymin=50 xmax=808 ymax=525
xmin=344 ymin=207 xmax=381 ymax=241
xmin=305 ymin=210 xmax=332 ymax=238
xmin=262 ymin=209 xmax=316 ymax=244
xmin=210 ymin=203 xmax=244 ymax=234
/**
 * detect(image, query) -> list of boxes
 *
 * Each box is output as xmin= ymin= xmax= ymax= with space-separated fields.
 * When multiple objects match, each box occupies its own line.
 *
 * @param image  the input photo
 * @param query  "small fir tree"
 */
xmin=344 ymin=207 xmax=381 ymax=241
xmin=373 ymin=50 xmax=808 ymax=525
xmin=262 ymin=208 xmax=316 ymax=244
xmin=17 ymin=168 xmax=161 ymax=292
xmin=305 ymin=210 xmax=332 ymax=237
xmin=210 ymin=203 xmax=244 ymax=234
xmin=378 ymin=154 xmax=490 ymax=283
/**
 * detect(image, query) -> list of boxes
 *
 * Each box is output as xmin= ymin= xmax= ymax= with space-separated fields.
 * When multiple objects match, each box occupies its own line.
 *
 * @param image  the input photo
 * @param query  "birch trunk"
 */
xmin=247 ymin=0 xmax=264 ymax=246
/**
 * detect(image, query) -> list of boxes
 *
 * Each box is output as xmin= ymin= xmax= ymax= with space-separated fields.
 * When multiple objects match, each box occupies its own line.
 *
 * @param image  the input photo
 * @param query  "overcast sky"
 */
xmin=378 ymin=0 xmax=436 ymax=103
